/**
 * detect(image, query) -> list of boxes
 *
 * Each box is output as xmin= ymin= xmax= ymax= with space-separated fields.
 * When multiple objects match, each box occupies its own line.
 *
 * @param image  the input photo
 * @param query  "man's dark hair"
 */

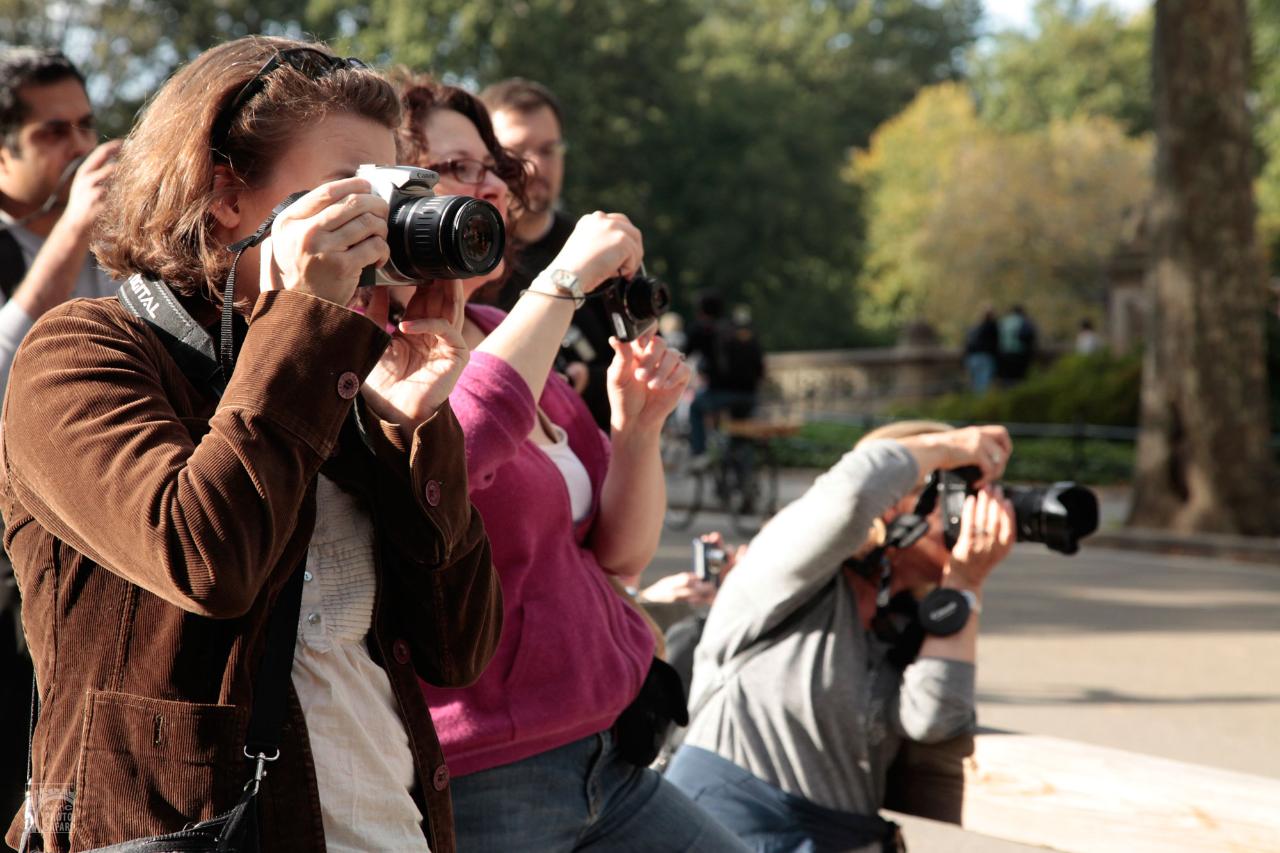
xmin=478 ymin=77 xmax=564 ymax=129
xmin=0 ymin=48 xmax=86 ymax=150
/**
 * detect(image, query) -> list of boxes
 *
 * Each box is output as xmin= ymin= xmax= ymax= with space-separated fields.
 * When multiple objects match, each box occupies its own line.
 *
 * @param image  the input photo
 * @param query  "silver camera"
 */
xmin=356 ymin=164 xmax=505 ymax=283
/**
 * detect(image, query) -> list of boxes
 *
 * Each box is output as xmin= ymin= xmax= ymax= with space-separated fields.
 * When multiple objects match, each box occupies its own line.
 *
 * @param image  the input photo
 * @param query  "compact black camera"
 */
xmin=600 ymin=264 xmax=670 ymax=341
xmin=692 ymin=538 xmax=727 ymax=587
xmin=934 ymin=466 xmax=1099 ymax=555
xmin=356 ymin=164 xmax=505 ymax=283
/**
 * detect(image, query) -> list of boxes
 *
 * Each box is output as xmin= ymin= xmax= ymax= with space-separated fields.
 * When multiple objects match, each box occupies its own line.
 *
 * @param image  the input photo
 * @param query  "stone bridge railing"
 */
xmin=757 ymin=346 xmax=1064 ymax=417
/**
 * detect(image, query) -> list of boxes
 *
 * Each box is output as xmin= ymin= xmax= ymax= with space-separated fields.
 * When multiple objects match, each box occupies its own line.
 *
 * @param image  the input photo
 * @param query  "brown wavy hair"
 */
xmin=390 ymin=70 xmax=527 ymax=301
xmin=94 ymin=36 xmax=400 ymax=299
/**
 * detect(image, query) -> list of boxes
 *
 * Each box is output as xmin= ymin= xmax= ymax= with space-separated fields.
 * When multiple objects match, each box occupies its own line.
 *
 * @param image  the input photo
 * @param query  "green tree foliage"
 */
xmin=4 ymin=0 xmax=981 ymax=349
xmin=971 ymin=0 xmax=1152 ymax=136
xmin=852 ymin=83 xmax=1152 ymax=342
xmin=0 ymin=0 xmax=316 ymax=136
xmin=323 ymin=0 xmax=981 ymax=349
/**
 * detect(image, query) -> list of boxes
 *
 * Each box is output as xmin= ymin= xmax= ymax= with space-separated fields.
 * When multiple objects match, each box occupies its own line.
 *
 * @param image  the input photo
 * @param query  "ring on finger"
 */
xmin=989 ymin=451 xmax=1003 ymax=466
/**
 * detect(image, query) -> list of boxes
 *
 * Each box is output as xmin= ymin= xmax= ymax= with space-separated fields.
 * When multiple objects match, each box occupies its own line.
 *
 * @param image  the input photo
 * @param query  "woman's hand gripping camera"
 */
xmin=262 ymin=178 xmax=468 ymax=431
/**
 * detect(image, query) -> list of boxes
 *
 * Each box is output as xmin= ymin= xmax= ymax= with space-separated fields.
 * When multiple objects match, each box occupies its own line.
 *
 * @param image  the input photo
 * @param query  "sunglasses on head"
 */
xmin=210 ymin=46 xmax=368 ymax=158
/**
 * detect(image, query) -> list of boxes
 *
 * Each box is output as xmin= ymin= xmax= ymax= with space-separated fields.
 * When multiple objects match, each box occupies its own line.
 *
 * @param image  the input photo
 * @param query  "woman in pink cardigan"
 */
xmin=391 ymin=74 xmax=750 ymax=852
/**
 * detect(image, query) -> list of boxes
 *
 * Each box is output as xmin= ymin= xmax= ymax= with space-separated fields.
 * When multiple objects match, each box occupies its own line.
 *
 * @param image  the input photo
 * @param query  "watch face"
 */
xmin=917 ymin=588 xmax=970 ymax=637
xmin=551 ymin=269 xmax=578 ymax=290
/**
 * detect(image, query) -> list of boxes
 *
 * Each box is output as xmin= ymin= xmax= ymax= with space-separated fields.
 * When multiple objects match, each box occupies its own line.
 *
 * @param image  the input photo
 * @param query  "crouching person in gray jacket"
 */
xmin=665 ymin=422 xmax=1015 ymax=853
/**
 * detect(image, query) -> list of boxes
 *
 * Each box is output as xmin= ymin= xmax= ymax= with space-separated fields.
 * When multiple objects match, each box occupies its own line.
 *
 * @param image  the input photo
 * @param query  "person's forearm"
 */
xmin=591 ymin=428 xmax=665 ymax=578
xmin=11 ymin=214 xmax=94 ymax=320
xmin=474 ymin=290 xmax=574 ymax=400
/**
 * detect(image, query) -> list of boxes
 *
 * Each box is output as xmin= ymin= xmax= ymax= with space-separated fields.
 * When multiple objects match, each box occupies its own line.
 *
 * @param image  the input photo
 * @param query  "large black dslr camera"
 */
xmin=356 ymin=164 xmax=505 ymax=283
xmin=934 ymin=465 xmax=1098 ymax=555
xmin=600 ymin=264 xmax=671 ymax=341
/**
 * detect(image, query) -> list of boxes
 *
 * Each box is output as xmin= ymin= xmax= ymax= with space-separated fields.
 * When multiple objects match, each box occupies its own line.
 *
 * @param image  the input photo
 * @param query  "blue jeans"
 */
xmin=690 ymin=389 xmax=758 ymax=455
xmin=666 ymin=747 xmax=901 ymax=853
xmin=450 ymin=730 xmax=751 ymax=852
xmin=965 ymin=352 xmax=995 ymax=394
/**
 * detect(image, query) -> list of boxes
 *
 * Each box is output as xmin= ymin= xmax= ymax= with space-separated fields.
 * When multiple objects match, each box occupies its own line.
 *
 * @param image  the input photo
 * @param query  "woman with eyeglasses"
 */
xmin=1 ymin=37 xmax=501 ymax=853
xmin=387 ymin=72 xmax=749 ymax=852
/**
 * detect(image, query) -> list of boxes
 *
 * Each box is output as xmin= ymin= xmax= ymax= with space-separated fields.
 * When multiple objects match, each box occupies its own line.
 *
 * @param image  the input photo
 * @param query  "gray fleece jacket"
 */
xmin=682 ymin=439 xmax=976 ymax=815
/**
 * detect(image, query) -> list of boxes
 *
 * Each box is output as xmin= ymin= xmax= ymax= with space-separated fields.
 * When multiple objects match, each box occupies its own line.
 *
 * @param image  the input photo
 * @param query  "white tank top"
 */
xmin=537 ymin=422 xmax=593 ymax=524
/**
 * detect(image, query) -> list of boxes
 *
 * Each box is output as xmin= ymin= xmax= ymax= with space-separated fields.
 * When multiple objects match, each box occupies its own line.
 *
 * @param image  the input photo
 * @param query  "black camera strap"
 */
xmin=118 ymin=276 xmax=227 ymax=398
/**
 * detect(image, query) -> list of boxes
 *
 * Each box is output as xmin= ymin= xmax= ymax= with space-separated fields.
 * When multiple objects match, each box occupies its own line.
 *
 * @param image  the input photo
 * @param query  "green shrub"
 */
xmin=895 ymin=352 xmax=1142 ymax=427
xmin=770 ymin=420 xmax=1135 ymax=484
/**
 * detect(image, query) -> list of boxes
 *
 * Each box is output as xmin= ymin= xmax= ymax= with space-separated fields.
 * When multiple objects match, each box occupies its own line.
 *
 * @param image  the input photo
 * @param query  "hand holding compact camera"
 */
xmin=606 ymin=331 xmax=691 ymax=435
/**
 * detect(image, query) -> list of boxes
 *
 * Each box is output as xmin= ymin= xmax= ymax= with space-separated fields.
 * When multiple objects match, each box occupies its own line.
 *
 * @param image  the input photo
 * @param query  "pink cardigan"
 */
xmin=421 ymin=304 xmax=655 ymax=776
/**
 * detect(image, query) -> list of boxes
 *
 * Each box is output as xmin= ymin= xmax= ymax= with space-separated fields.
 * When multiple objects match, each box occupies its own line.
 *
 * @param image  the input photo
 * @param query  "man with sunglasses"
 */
xmin=480 ymin=78 xmax=618 ymax=429
xmin=0 ymin=48 xmax=120 ymax=398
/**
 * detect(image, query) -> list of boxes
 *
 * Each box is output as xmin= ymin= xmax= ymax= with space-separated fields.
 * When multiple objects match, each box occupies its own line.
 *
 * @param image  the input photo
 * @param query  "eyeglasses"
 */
xmin=210 ymin=47 xmax=368 ymax=157
xmin=426 ymin=158 xmax=500 ymax=186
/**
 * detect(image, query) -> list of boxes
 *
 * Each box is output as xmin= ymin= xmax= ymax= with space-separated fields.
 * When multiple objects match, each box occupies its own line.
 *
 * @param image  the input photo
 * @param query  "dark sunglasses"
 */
xmin=210 ymin=47 xmax=368 ymax=157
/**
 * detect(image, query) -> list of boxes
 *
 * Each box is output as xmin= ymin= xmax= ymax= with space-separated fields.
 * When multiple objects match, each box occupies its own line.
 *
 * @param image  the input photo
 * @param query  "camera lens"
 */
xmin=384 ymin=194 xmax=505 ymax=281
xmin=1008 ymin=483 xmax=1099 ymax=555
xmin=623 ymin=275 xmax=672 ymax=321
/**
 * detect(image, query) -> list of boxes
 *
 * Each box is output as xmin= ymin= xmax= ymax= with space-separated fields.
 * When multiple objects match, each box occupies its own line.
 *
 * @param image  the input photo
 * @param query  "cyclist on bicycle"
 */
xmin=686 ymin=293 xmax=765 ymax=464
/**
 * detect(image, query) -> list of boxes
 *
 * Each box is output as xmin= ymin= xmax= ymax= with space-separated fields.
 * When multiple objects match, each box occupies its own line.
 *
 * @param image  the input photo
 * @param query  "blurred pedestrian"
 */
xmin=1075 ymin=318 xmax=1101 ymax=355
xmin=687 ymin=297 xmax=766 ymax=462
xmin=996 ymin=304 xmax=1038 ymax=385
xmin=962 ymin=307 xmax=998 ymax=393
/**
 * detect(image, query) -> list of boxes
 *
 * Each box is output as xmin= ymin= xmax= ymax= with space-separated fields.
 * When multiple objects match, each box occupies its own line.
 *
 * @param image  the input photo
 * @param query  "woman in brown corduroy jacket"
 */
xmin=0 ymin=37 xmax=501 ymax=853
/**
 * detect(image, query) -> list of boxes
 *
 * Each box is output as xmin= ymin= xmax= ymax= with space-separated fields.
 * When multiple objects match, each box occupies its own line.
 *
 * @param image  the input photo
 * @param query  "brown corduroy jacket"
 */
xmin=0 ymin=288 xmax=502 ymax=853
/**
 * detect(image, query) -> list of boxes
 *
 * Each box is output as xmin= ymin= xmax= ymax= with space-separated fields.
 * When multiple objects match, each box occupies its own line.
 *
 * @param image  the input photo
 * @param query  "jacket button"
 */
xmin=393 ymin=639 xmax=411 ymax=665
xmin=337 ymin=371 xmax=361 ymax=400
xmin=432 ymin=764 xmax=450 ymax=791
xmin=424 ymin=479 xmax=441 ymax=507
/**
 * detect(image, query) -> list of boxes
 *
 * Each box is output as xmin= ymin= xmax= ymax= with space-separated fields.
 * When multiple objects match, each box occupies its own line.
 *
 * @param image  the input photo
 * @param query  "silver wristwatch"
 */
xmin=532 ymin=268 xmax=585 ymax=308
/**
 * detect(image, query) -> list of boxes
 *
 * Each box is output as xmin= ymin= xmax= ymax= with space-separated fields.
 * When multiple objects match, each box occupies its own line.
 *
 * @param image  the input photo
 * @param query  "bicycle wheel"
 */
xmin=729 ymin=442 xmax=780 ymax=536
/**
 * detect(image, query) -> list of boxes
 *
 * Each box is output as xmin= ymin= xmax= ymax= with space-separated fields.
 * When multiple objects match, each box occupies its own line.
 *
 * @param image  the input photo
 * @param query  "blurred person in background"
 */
xmin=393 ymin=72 xmax=748 ymax=852
xmin=1075 ymin=317 xmax=1101 ymax=355
xmin=481 ymin=77 xmax=616 ymax=430
xmin=0 ymin=48 xmax=120 ymax=397
xmin=686 ymin=298 xmax=766 ymax=463
xmin=2 ymin=37 xmax=501 ymax=851
xmin=996 ymin=304 xmax=1038 ymax=385
xmin=665 ymin=422 xmax=1015 ymax=853
xmin=963 ymin=306 xmax=999 ymax=394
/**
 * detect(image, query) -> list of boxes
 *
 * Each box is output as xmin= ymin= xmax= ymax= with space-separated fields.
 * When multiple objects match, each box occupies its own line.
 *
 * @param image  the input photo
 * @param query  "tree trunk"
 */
xmin=1130 ymin=0 xmax=1279 ymax=534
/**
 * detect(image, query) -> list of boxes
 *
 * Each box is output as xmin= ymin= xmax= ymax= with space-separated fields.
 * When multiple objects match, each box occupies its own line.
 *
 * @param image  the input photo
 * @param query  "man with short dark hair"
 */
xmin=480 ymin=77 xmax=617 ymax=429
xmin=0 ymin=47 xmax=119 ymax=397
